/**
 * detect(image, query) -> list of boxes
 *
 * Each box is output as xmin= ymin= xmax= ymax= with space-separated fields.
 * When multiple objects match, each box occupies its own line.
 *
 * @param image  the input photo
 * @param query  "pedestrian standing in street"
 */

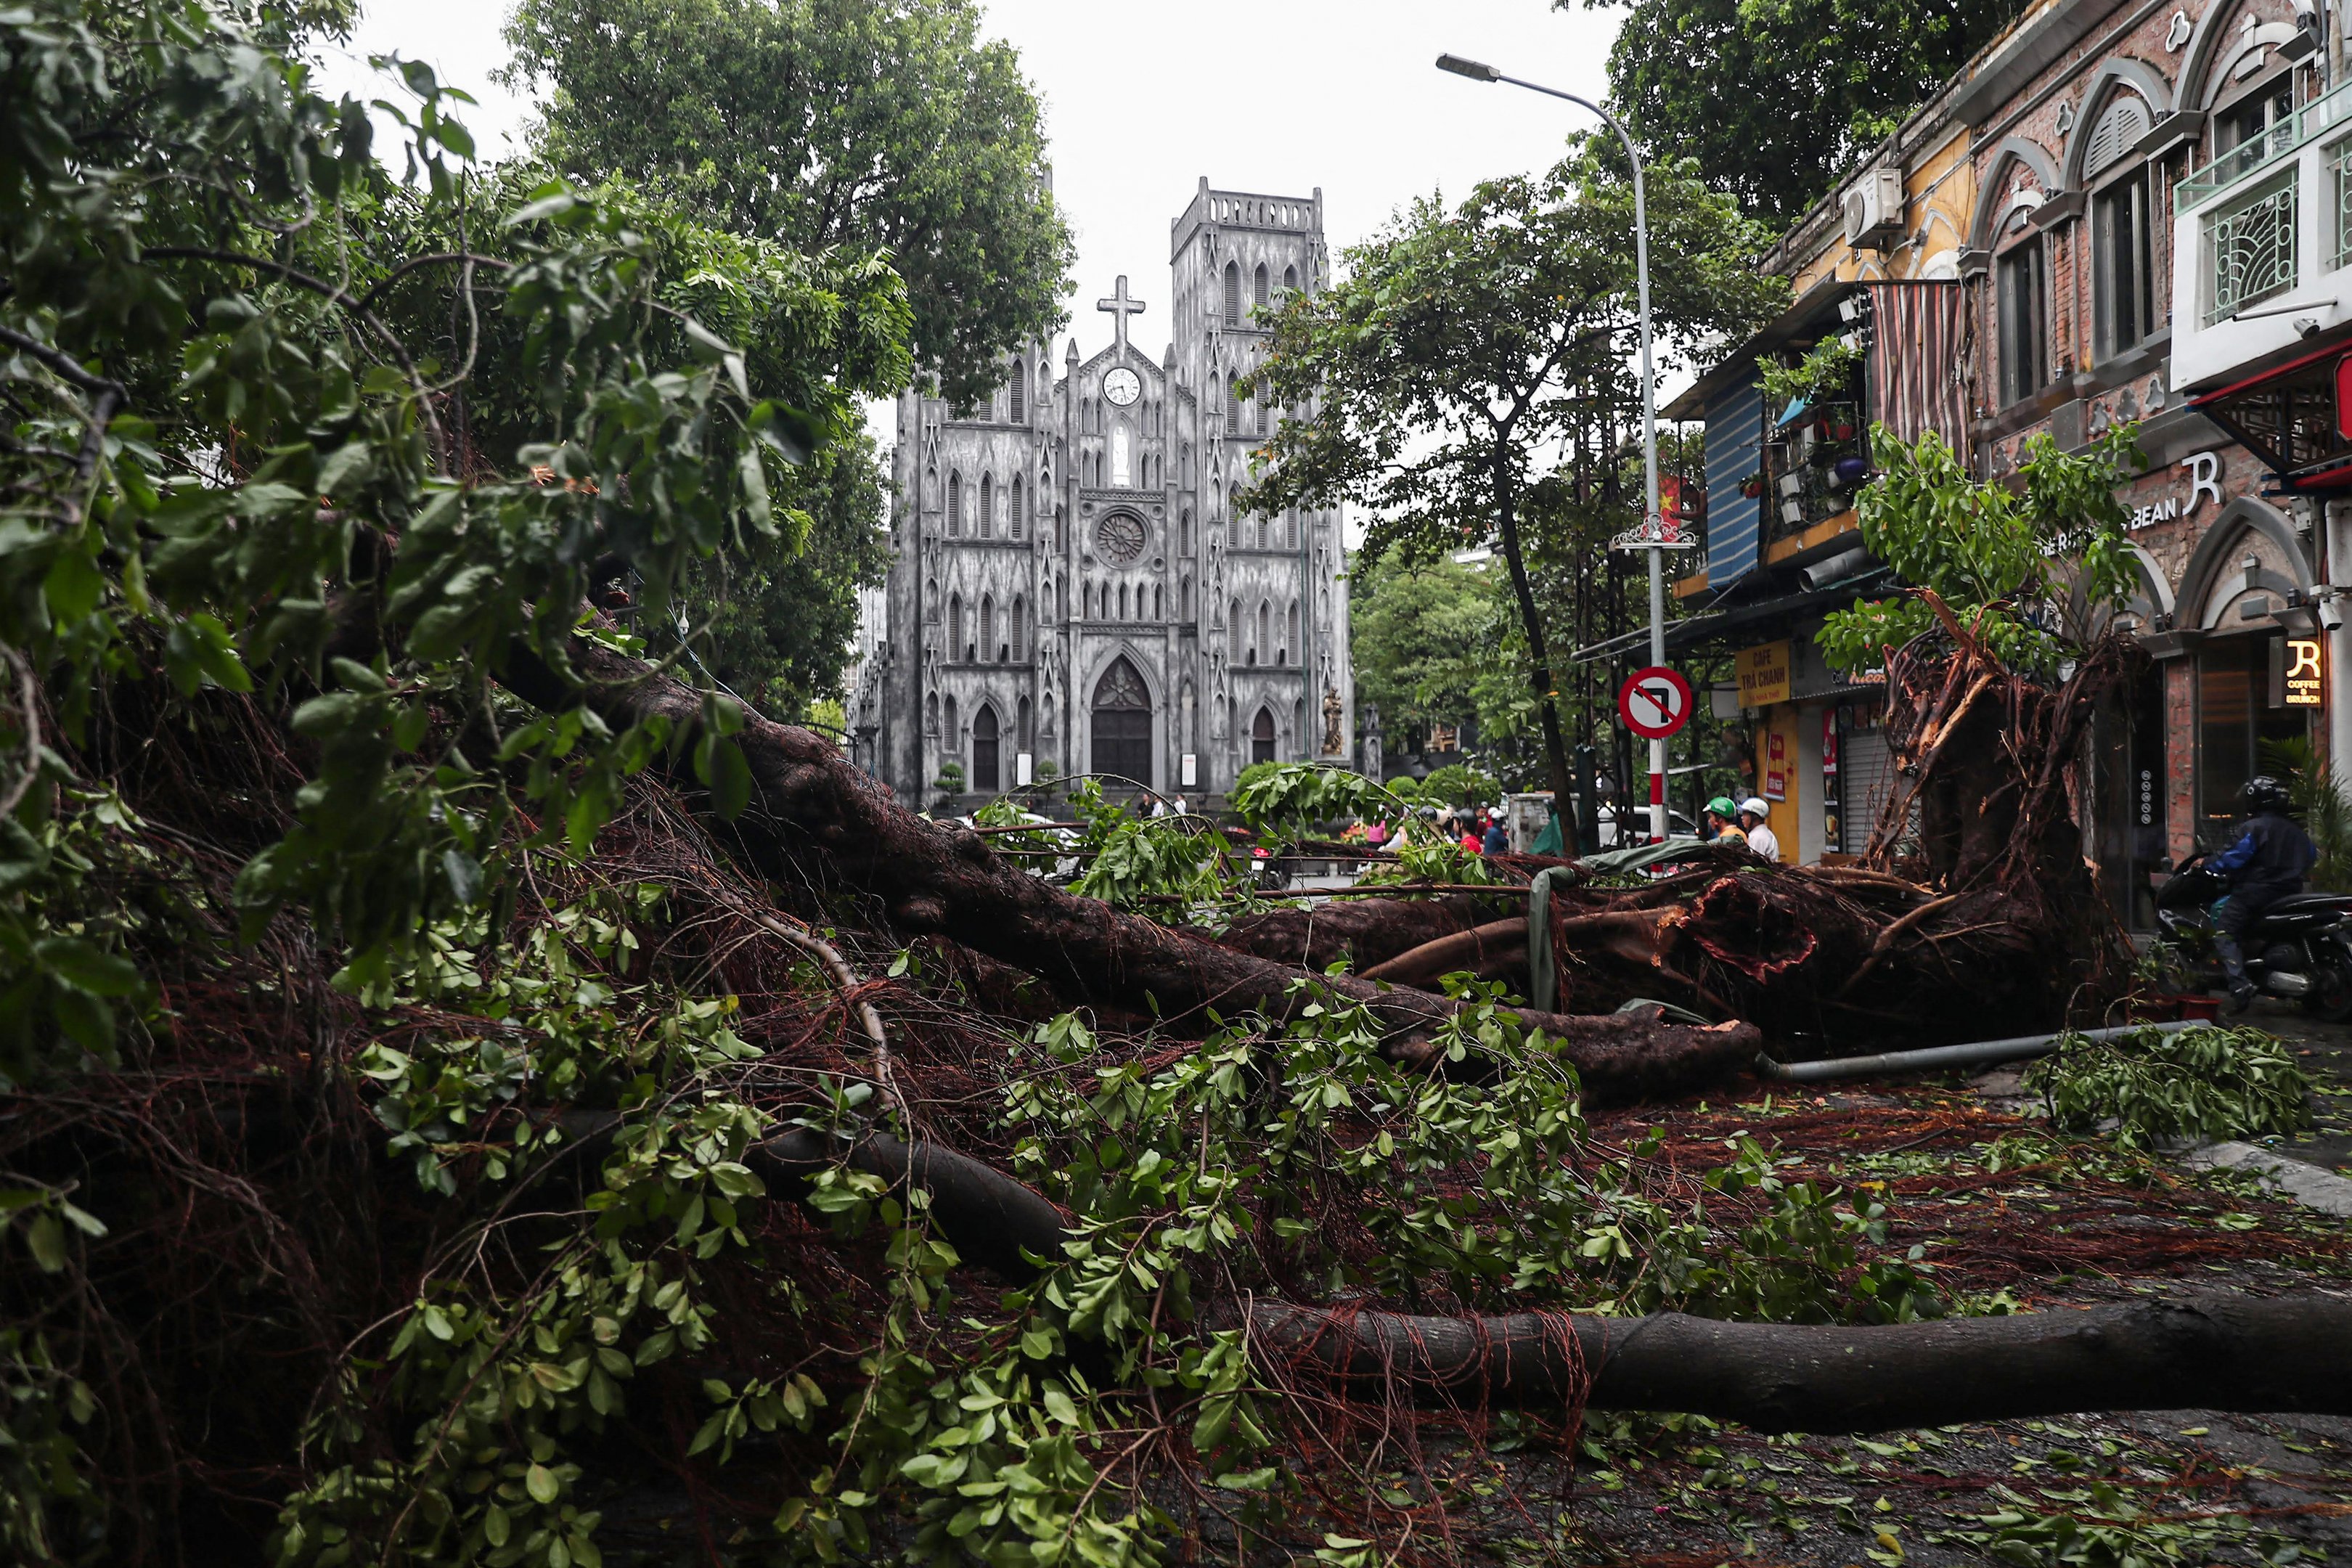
xmin=1738 ymin=797 xmax=1780 ymax=861
xmin=1704 ymin=796 xmax=1744 ymax=846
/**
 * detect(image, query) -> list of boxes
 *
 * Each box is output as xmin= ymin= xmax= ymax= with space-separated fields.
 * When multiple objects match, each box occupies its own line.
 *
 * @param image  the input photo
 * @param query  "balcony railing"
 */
xmin=2179 ymin=78 xmax=2352 ymax=213
xmin=2205 ymin=174 xmax=2300 ymax=324
xmin=2332 ymin=139 xmax=2352 ymax=271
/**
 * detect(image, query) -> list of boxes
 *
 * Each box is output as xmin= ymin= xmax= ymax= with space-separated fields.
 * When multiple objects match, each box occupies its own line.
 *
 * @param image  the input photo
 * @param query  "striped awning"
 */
xmin=1863 ymin=282 xmax=1968 ymax=455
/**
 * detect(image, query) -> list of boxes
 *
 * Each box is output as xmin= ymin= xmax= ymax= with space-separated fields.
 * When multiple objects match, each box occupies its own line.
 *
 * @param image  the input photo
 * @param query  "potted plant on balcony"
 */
xmin=1760 ymin=337 xmax=1863 ymax=428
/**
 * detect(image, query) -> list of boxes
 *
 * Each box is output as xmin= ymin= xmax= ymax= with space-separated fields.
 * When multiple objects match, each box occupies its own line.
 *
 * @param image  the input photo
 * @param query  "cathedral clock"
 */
xmin=1102 ymin=367 xmax=1141 ymax=407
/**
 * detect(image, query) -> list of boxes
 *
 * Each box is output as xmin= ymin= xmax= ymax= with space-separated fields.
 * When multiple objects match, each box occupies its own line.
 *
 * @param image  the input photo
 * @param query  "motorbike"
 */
xmin=2154 ymin=854 xmax=2352 ymax=1021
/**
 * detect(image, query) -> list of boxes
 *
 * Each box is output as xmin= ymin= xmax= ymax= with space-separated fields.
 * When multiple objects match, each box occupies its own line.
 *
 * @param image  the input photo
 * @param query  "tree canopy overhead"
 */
xmin=1581 ymin=0 xmax=2033 ymax=229
xmin=1249 ymin=144 xmax=1782 ymax=804
xmin=502 ymin=0 xmax=1077 ymax=407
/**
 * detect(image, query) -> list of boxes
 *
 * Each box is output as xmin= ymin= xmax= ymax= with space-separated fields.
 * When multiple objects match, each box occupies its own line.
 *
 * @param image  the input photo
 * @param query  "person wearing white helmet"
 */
xmin=1737 ymin=797 xmax=1780 ymax=862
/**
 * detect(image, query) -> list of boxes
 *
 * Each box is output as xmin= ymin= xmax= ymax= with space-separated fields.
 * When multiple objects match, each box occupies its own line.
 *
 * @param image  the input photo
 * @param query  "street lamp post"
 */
xmin=1436 ymin=53 xmax=1675 ymax=843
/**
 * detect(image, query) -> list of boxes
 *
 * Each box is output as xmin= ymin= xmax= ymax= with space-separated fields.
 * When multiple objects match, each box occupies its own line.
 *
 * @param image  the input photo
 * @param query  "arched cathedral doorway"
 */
xmin=1090 ymin=658 xmax=1153 ymax=789
xmin=971 ymin=706 xmax=1001 ymax=794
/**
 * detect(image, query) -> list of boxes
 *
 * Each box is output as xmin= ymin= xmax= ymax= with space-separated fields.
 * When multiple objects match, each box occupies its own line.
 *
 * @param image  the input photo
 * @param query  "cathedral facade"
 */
xmin=854 ymin=180 xmax=1353 ymax=803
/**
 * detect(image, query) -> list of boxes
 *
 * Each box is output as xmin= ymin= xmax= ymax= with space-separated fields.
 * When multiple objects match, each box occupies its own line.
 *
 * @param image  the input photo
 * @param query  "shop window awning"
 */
xmin=2189 ymin=341 xmax=2352 ymax=491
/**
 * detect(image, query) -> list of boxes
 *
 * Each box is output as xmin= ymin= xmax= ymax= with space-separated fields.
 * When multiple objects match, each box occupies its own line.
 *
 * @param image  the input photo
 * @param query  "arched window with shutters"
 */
xmin=926 ymin=692 xmax=939 ymax=736
xmin=948 ymin=594 xmax=963 ymax=661
xmin=981 ymin=595 xmax=997 ymax=661
xmin=946 ymin=471 xmax=962 ymax=535
xmin=944 ymin=694 xmax=959 ymax=760
xmin=1153 ymin=584 xmax=1162 ymax=620
xmin=979 ymin=473 xmax=994 ymax=536
xmin=1282 ymin=264 xmax=1298 ymax=292
xmin=1227 ymin=376 xmax=1244 ymax=430
xmin=1293 ymin=698 xmax=1307 ymax=758
xmin=1257 ymin=378 xmax=1270 ymax=436
xmin=1286 ymin=600 xmax=1299 ymax=663
xmin=1180 ymin=510 xmax=1193 ymax=556
xmin=1018 ymin=695 xmax=1032 ymax=750
xmin=1182 ymin=578 xmax=1193 ymax=621
xmin=1011 ymin=597 xmax=1025 ymax=661
xmin=2088 ymin=90 xmax=2159 ymax=359
xmin=1222 ymin=261 xmax=1241 ymax=325
xmin=1252 ymin=264 xmax=1268 ymax=316
xmin=1251 ymin=706 xmax=1276 ymax=766
xmin=971 ymin=706 xmax=1000 ymax=793
xmin=1010 ymin=475 xmax=1024 ymax=539
xmin=1009 ymin=362 xmax=1025 ymax=422
xmin=1257 ymin=601 xmax=1271 ymax=665
xmin=1228 ymin=597 xmax=1241 ymax=660
xmin=2083 ymin=93 xmax=2152 ymax=179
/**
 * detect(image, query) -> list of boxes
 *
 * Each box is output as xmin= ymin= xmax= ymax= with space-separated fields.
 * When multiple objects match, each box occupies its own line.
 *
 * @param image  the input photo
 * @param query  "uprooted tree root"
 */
xmin=5 ymin=628 xmax=2348 ymax=1568
xmin=1216 ymin=615 xmax=2145 ymax=1055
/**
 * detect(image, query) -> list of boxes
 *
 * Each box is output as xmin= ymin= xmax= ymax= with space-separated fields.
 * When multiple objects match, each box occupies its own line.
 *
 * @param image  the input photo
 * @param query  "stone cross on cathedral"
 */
xmin=1096 ymin=274 xmax=1146 ymax=357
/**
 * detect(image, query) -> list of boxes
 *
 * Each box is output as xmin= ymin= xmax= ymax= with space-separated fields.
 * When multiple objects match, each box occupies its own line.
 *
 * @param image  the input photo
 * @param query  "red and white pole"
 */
xmin=1648 ymin=744 xmax=1666 ymax=843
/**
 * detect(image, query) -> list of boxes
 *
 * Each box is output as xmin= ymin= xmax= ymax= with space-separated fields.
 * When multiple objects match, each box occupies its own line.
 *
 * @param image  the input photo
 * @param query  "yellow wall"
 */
xmin=1784 ymin=123 xmax=1977 ymax=293
xmin=1751 ymin=705 xmax=1804 ymax=865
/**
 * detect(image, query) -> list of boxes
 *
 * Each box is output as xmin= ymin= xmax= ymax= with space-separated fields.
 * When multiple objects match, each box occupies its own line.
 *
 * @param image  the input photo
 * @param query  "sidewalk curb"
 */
xmin=2181 ymin=1142 xmax=2352 ymax=1217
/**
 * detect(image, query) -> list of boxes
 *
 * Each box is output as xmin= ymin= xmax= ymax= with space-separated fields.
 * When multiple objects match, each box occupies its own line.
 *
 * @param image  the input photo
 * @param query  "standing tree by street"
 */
xmin=500 ymin=0 xmax=1078 ymax=719
xmin=1249 ymin=144 xmax=1781 ymax=807
xmin=502 ymin=0 xmax=1074 ymax=408
xmin=1577 ymin=0 xmax=2031 ymax=229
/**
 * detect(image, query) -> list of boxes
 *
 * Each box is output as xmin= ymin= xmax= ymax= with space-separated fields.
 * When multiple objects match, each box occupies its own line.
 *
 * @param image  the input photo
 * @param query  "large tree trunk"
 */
xmin=746 ymin=1124 xmax=2352 ymax=1436
xmin=1246 ymin=1294 xmax=2352 ymax=1432
xmin=497 ymin=638 xmax=1757 ymax=1103
xmin=1212 ymin=894 xmax=1517 ymax=973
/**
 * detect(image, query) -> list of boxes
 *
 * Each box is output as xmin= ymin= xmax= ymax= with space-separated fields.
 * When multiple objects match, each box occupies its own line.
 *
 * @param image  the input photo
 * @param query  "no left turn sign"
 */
xmin=1617 ymin=666 xmax=1693 ymax=740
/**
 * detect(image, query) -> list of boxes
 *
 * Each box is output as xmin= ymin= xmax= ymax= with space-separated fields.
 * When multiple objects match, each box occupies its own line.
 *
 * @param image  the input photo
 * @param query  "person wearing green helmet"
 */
xmin=1703 ymin=796 xmax=1744 ymax=846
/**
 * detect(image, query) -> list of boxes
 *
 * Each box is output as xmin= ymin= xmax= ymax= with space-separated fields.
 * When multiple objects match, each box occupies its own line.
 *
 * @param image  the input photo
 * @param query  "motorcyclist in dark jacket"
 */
xmin=2210 ymin=775 xmax=2319 ymax=1012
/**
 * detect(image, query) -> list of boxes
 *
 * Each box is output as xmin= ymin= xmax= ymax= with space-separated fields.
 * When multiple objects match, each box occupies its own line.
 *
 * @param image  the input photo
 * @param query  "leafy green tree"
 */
xmin=500 ymin=0 xmax=1075 ymax=407
xmin=1581 ymin=0 xmax=2030 ymax=229
xmin=1818 ymin=426 xmax=2141 ymax=675
xmin=1347 ymin=545 xmax=1505 ymax=750
xmin=1251 ymin=144 xmax=1782 ymax=804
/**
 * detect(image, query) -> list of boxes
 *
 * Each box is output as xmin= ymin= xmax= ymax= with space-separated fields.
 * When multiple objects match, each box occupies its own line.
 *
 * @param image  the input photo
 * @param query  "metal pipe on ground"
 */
xmin=1758 ymin=1021 xmax=2214 ymax=1084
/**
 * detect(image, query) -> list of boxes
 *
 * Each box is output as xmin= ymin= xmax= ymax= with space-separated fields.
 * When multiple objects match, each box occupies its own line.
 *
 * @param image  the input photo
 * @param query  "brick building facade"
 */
xmin=1675 ymin=0 xmax=2345 ymax=924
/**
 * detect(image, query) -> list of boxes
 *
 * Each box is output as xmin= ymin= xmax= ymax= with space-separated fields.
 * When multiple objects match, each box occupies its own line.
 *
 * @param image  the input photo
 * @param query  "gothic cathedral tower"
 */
xmin=857 ymin=181 xmax=1352 ymax=804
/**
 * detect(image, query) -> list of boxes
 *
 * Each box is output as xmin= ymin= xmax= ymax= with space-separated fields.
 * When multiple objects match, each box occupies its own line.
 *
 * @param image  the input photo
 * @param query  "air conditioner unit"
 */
xmin=1842 ymin=166 xmax=1906 ymax=250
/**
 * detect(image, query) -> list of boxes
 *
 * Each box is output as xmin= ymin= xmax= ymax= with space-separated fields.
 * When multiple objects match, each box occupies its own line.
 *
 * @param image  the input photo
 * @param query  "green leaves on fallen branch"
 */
xmin=2024 ymin=1024 xmax=2316 ymax=1151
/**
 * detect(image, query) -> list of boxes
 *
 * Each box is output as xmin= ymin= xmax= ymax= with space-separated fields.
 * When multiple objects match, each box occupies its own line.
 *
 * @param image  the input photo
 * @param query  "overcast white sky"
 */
xmin=311 ymin=0 xmax=1637 ymax=502
xmin=311 ymin=0 xmax=1628 ymax=336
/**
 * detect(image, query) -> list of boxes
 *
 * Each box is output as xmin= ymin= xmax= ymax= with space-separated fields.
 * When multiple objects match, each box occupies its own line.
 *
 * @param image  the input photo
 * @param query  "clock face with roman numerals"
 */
xmin=1095 ymin=512 xmax=1146 ymax=563
xmin=1103 ymin=367 xmax=1141 ymax=407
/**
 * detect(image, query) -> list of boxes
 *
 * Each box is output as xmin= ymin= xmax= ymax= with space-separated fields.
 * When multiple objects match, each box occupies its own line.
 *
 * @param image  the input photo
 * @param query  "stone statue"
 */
xmin=1321 ymin=685 xmax=1344 ymax=757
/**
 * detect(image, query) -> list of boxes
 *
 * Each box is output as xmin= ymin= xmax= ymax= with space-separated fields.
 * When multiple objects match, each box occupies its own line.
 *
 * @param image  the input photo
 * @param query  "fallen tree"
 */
xmin=1245 ymin=1293 xmax=2352 ymax=1432
xmin=1203 ymin=616 xmax=2144 ymax=1053
xmin=750 ymin=1124 xmax=2352 ymax=1434
xmin=0 ymin=15 xmax=2274 ymax=1561
xmin=495 ymin=635 xmax=1760 ymax=1103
